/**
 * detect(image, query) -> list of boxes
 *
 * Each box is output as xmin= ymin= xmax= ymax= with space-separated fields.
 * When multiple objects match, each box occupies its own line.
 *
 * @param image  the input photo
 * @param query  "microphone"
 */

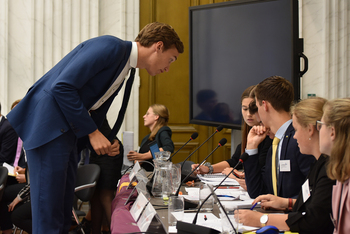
xmin=192 ymin=153 xmax=249 ymax=223
xmin=168 ymin=132 xmax=198 ymax=161
xmin=175 ymin=138 xmax=227 ymax=197
xmin=180 ymin=125 xmax=223 ymax=170
xmin=177 ymin=186 xmax=236 ymax=234
xmin=177 ymin=153 xmax=249 ymax=234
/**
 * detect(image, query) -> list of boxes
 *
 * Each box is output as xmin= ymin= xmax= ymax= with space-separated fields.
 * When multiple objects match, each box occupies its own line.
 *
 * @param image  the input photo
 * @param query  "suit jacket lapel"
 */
xmin=277 ymin=123 xmax=293 ymax=194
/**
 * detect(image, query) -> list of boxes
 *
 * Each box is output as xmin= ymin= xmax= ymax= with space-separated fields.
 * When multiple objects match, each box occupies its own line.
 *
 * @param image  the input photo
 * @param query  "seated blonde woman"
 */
xmin=127 ymin=104 xmax=174 ymax=171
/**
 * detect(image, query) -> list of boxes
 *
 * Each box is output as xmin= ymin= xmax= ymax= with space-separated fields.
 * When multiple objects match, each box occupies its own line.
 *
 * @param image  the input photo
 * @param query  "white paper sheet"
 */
xmin=3 ymin=162 xmax=15 ymax=176
xmin=123 ymin=131 xmax=134 ymax=166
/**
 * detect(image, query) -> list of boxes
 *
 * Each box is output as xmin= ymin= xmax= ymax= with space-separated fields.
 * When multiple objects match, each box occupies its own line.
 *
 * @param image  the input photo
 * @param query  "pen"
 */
xmin=197 ymin=160 xmax=206 ymax=171
xmin=216 ymin=185 xmax=240 ymax=189
xmin=217 ymin=195 xmax=235 ymax=198
xmin=250 ymin=202 xmax=258 ymax=210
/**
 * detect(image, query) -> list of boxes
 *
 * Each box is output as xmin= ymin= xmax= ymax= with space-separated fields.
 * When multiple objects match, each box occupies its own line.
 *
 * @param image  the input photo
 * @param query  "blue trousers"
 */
xmin=27 ymin=130 xmax=78 ymax=234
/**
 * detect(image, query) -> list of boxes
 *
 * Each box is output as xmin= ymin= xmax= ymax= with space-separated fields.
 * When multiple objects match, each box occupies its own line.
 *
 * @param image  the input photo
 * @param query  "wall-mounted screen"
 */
xmin=189 ymin=0 xmax=301 ymax=129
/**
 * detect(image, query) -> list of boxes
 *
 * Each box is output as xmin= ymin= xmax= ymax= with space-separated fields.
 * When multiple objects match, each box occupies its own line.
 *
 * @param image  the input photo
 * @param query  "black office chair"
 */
xmin=72 ymin=164 xmax=100 ymax=234
xmin=0 ymin=166 xmax=8 ymax=201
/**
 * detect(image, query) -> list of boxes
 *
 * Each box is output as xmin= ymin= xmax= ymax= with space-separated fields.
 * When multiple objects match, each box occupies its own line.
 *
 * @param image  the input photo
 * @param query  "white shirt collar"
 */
xmin=129 ymin=42 xmax=138 ymax=68
xmin=275 ymin=119 xmax=292 ymax=140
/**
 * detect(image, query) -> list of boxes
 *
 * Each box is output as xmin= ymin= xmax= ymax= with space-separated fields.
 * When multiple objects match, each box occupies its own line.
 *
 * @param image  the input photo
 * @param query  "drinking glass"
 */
xmin=168 ymin=195 xmax=184 ymax=226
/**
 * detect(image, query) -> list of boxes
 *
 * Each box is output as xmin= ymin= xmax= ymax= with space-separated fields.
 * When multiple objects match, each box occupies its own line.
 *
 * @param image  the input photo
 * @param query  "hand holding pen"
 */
xmin=191 ymin=163 xmax=210 ymax=175
xmin=253 ymin=194 xmax=292 ymax=211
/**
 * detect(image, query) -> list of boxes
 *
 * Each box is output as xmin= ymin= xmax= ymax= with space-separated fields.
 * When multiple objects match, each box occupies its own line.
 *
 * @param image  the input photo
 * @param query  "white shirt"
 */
xmin=274 ymin=119 xmax=292 ymax=160
xmin=89 ymin=42 xmax=138 ymax=111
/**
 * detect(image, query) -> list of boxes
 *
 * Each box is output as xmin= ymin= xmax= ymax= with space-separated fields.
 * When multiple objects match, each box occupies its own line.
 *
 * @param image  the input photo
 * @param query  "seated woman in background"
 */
xmin=320 ymin=98 xmax=350 ymax=234
xmin=127 ymin=104 xmax=174 ymax=171
xmin=237 ymin=97 xmax=335 ymax=234
xmin=192 ymin=86 xmax=272 ymax=185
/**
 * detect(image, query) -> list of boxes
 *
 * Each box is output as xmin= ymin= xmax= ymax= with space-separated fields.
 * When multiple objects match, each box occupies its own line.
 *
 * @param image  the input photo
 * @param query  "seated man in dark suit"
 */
xmin=0 ymin=102 xmax=18 ymax=167
xmin=244 ymin=76 xmax=315 ymax=199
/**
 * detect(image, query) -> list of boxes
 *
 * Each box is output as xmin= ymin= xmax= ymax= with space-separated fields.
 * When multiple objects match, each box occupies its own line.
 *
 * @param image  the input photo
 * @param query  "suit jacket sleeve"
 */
xmin=243 ymin=136 xmax=272 ymax=198
xmin=286 ymin=156 xmax=335 ymax=233
xmin=0 ymin=119 xmax=18 ymax=165
xmin=50 ymin=37 xmax=127 ymax=138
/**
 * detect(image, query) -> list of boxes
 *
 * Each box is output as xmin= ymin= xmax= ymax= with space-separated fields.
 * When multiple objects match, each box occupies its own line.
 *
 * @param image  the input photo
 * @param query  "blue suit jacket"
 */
xmin=7 ymin=36 xmax=132 ymax=150
xmin=244 ymin=123 xmax=316 ymax=198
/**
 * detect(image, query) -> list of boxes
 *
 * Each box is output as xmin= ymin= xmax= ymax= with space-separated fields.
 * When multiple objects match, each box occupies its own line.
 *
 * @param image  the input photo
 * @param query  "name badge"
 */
xmin=302 ymin=179 xmax=311 ymax=203
xmin=279 ymin=160 xmax=291 ymax=172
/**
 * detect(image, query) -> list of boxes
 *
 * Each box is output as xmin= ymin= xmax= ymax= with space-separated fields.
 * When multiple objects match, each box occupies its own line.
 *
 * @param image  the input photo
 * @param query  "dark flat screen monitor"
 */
xmin=189 ymin=0 xmax=300 ymax=129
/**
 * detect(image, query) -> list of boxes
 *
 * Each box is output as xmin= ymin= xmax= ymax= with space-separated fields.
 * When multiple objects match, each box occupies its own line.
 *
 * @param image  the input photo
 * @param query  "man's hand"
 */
xmin=15 ymin=174 xmax=26 ymax=183
xmin=246 ymin=125 xmax=269 ymax=149
xmin=108 ymin=139 xmax=120 ymax=156
xmin=14 ymin=166 xmax=25 ymax=175
xmin=88 ymin=129 xmax=111 ymax=155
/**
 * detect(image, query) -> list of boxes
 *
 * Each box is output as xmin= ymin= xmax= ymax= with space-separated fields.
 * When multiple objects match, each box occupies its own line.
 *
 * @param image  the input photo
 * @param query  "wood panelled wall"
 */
xmin=139 ymin=0 xmax=233 ymax=164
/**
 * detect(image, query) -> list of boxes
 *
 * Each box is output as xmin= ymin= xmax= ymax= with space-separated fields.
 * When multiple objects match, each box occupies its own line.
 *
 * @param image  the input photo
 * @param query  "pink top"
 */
xmin=332 ymin=178 xmax=350 ymax=234
xmin=13 ymin=137 xmax=22 ymax=167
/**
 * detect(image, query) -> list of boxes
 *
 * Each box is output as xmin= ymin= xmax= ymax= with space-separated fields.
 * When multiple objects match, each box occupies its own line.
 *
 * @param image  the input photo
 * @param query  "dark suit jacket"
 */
xmin=286 ymin=155 xmax=335 ymax=233
xmin=0 ymin=116 xmax=18 ymax=166
xmin=244 ymin=123 xmax=315 ymax=198
xmin=7 ymin=36 xmax=132 ymax=151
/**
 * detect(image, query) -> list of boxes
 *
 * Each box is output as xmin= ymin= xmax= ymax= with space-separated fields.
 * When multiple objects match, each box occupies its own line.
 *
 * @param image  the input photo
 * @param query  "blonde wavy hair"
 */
xmin=291 ymin=97 xmax=327 ymax=128
xmin=324 ymin=98 xmax=350 ymax=183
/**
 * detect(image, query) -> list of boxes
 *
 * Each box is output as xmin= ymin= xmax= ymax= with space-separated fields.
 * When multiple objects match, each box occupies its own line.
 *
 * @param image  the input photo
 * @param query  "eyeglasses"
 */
xmin=316 ymin=120 xmax=327 ymax=131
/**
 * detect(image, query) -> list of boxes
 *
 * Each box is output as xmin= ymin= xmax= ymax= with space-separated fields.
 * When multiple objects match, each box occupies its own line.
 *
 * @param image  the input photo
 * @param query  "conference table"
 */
xmin=110 ymin=174 xmax=297 ymax=234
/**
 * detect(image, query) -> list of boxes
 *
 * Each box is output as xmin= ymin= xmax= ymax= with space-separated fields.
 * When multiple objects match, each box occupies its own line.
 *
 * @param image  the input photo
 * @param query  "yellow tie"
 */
xmin=272 ymin=137 xmax=280 ymax=196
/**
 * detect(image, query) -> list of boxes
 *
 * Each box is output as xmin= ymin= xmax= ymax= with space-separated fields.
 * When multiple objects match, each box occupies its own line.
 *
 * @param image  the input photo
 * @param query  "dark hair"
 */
xmin=241 ymin=85 xmax=256 ymax=154
xmin=0 ymin=102 xmax=1 ymax=114
xmin=255 ymin=76 xmax=294 ymax=112
xmin=135 ymin=22 xmax=184 ymax=53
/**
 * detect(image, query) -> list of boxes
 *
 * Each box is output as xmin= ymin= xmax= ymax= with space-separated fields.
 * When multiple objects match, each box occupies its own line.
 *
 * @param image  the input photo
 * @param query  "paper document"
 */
xmin=197 ymin=173 xmax=240 ymax=186
xmin=122 ymin=131 xmax=134 ymax=166
xmin=3 ymin=162 xmax=15 ymax=176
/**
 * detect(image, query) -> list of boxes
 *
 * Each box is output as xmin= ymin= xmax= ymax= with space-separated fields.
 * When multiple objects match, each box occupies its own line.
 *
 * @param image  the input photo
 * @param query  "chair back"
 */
xmin=0 ymin=166 xmax=8 ymax=201
xmin=75 ymin=164 xmax=100 ymax=202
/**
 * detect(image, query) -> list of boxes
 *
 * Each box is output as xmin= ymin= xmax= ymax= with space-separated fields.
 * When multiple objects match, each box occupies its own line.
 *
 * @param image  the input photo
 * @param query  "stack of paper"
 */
xmin=197 ymin=173 xmax=240 ymax=186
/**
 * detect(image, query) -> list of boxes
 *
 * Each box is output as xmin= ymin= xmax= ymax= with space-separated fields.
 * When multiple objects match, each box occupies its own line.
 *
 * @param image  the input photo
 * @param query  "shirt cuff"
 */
xmin=17 ymin=195 xmax=23 ymax=202
xmin=245 ymin=148 xmax=258 ymax=155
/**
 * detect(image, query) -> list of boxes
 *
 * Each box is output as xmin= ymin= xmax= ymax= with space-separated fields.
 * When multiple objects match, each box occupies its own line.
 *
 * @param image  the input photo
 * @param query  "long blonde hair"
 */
xmin=148 ymin=104 xmax=169 ymax=141
xmin=324 ymin=98 xmax=350 ymax=183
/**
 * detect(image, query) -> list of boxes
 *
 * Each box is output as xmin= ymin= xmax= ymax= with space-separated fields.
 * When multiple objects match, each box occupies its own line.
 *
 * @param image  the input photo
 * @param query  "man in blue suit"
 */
xmin=7 ymin=22 xmax=184 ymax=233
xmin=244 ymin=76 xmax=315 ymax=200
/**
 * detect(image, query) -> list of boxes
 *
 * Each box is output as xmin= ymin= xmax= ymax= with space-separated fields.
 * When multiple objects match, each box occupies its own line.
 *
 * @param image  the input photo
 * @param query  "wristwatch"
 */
xmin=204 ymin=162 xmax=214 ymax=174
xmin=260 ymin=214 xmax=268 ymax=227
